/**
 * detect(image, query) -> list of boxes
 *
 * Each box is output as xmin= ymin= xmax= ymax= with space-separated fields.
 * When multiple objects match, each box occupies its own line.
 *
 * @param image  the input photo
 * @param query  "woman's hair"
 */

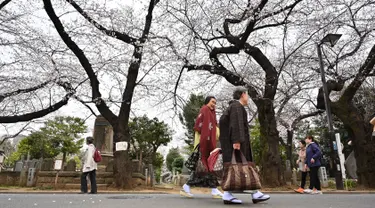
xmin=300 ymin=140 xmax=306 ymax=146
xmin=204 ymin=96 xmax=216 ymax=105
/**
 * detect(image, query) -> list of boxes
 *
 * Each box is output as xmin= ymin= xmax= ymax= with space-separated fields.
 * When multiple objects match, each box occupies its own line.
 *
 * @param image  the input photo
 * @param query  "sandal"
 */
xmin=223 ymin=198 xmax=242 ymax=204
xmin=252 ymin=194 xmax=270 ymax=204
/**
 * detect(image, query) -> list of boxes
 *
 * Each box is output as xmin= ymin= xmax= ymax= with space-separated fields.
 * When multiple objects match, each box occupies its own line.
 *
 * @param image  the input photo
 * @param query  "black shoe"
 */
xmin=89 ymin=192 xmax=97 ymax=194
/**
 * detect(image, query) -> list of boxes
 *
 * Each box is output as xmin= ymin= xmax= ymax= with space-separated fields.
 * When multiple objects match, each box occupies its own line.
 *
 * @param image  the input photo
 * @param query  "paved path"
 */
xmin=1 ymin=193 xmax=374 ymax=208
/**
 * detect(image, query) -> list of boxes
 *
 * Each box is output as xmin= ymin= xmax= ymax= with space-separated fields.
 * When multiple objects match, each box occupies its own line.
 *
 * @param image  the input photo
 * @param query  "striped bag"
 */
xmin=221 ymin=150 xmax=261 ymax=191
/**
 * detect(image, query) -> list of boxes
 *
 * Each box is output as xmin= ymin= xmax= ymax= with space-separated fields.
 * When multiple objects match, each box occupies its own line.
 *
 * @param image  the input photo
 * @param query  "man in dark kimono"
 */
xmin=219 ymin=87 xmax=270 ymax=204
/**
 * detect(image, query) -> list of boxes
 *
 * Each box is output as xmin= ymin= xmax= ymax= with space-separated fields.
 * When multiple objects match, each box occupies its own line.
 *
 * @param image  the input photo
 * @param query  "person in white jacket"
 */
xmin=80 ymin=136 xmax=97 ymax=194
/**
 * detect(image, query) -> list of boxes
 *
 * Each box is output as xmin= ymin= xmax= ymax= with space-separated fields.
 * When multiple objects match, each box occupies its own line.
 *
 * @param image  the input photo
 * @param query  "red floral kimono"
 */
xmin=194 ymin=105 xmax=217 ymax=168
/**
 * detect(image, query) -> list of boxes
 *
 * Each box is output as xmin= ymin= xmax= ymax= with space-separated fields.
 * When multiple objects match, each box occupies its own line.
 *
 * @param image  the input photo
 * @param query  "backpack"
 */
xmin=93 ymin=148 xmax=102 ymax=163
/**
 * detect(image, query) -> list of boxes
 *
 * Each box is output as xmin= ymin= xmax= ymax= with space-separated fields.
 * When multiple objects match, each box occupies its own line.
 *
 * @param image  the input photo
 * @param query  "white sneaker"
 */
xmin=303 ymin=189 xmax=313 ymax=193
xmin=311 ymin=190 xmax=323 ymax=195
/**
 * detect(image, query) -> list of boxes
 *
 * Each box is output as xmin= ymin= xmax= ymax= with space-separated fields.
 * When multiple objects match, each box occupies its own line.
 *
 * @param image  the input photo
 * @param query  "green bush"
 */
xmin=172 ymin=157 xmax=184 ymax=174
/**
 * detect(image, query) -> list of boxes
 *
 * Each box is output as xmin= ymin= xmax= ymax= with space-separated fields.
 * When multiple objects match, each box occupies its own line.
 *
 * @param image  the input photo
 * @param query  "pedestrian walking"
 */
xmin=219 ymin=87 xmax=270 ymax=204
xmin=180 ymin=96 xmax=223 ymax=199
xmin=294 ymin=140 xmax=308 ymax=194
xmin=303 ymin=135 xmax=323 ymax=194
xmin=80 ymin=136 xmax=97 ymax=194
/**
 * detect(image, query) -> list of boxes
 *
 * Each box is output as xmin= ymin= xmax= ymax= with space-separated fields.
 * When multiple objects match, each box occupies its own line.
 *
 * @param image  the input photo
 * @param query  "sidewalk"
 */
xmin=1 ymin=185 xmax=374 ymax=194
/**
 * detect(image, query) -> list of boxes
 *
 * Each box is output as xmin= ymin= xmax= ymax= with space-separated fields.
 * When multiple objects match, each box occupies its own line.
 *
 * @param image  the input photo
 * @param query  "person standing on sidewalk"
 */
xmin=219 ymin=87 xmax=270 ymax=204
xmin=180 ymin=96 xmax=223 ymax=199
xmin=294 ymin=140 xmax=308 ymax=194
xmin=80 ymin=136 xmax=97 ymax=194
xmin=304 ymin=135 xmax=323 ymax=194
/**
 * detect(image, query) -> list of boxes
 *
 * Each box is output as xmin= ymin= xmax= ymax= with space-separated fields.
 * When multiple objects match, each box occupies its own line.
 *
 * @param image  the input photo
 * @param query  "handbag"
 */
xmin=221 ymin=150 xmax=261 ymax=191
xmin=207 ymin=149 xmax=223 ymax=177
xmin=195 ymin=155 xmax=208 ymax=176
xmin=184 ymin=144 xmax=200 ymax=171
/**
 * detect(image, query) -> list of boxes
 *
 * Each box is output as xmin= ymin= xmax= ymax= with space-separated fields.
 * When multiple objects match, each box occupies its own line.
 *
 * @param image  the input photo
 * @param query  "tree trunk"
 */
xmin=112 ymin=124 xmax=133 ymax=189
xmin=333 ymin=102 xmax=375 ymax=188
xmin=286 ymin=130 xmax=293 ymax=162
xmin=62 ymin=152 xmax=67 ymax=170
xmin=257 ymin=100 xmax=284 ymax=187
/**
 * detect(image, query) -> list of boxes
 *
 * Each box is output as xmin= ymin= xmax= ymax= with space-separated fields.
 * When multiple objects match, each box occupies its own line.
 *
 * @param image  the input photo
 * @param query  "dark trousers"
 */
xmin=300 ymin=171 xmax=308 ymax=189
xmin=309 ymin=166 xmax=321 ymax=191
xmin=81 ymin=170 xmax=97 ymax=193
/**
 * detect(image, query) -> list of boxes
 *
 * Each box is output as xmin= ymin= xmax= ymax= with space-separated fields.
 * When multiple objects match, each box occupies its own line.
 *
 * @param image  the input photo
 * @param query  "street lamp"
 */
xmin=317 ymin=33 xmax=344 ymax=190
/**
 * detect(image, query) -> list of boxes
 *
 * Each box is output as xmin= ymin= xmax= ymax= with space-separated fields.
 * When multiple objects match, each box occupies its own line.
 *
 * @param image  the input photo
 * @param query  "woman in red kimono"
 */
xmin=180 ymin=96 xmax=223 ymax=199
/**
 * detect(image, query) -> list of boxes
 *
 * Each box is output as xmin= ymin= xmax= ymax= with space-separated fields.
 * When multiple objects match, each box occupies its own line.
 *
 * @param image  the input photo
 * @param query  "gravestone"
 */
xmin=292 ymin=169 xmax=298 ymax=186
xmin=284 ymin=160 xmax=292 ymax=185
xmin=179 ymin=165 xmax=190 ymax=186
xmin=146 ymin=164 xmax=154 ymax=187
xmin=65 ymin=159 xmax=76 ymax=171
xmin=106 ymin=159 xmax=114 ymax=172
xmin=345 ymin=151 xmax=358 ymax=179
xmin=161 ymin=172 xmax=172 ymax=183
xmin=14 ymin=161 xmax=23 ymax=172
xmin=40 ymin=158 xmax=54 ymax=171
xmin=132 ymin=160 xmax=143 ymax=173
xmin=93 ymin=115 xmax=114 ymax=171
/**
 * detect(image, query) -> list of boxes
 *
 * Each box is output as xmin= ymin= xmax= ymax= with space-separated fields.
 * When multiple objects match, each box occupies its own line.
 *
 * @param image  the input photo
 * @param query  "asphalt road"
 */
xmin=1 ymin=193 xmax=374 ymax=208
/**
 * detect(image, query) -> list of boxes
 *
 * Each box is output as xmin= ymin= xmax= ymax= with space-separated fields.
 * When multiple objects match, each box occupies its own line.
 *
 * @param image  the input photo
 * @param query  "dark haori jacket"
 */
xmin=305 ymin=142 xmax=322 ymax=168
xmin=219 ymin=100 xmax=253 ymax=163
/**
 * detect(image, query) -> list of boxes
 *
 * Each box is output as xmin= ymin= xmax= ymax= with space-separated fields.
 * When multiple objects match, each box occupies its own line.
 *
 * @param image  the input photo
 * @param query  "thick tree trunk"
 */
xmin=257 ymin=100 xmax=284 ymax=187
xmin=333 ymin=102 xmax=375 ymax=188
xmin=112 ymin=124 xmax=132 ymax=189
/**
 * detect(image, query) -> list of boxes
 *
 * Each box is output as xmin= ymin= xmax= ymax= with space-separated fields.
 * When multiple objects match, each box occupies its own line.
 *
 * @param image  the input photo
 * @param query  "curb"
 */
xmin=1 ymin=190 xmax=374 ymax=195
xmin=0 ymin=191 xmax=170 ymax=194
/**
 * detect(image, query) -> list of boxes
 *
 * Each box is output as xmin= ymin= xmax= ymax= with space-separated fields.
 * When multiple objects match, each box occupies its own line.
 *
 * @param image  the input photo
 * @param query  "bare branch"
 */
xmin=341 ymin=44 xmax=375 ymax=101
xmin=0 ymin=0 xmax=11 ymax=11
xmin=0 ymin=79 xmax=58 ymax=103
xmin=0 ymin=122 xmax=30 ymax=145
xmin=43 ymin=0 xmax=118 ymax=123
xmin=73 ymin=96 xmax=98 ymax=117
xmin=65 ymin=0 xmax=137 ymax=44
xmin=0 ymin=81 xmax=75 ymax=123
xmin=291 ymin=110 xmax=324 ymax=130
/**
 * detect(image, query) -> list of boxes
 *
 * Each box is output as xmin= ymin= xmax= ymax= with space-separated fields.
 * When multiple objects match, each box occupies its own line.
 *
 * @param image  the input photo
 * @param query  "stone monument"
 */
xmin=93 ymin=115 xmax=114 ymax=171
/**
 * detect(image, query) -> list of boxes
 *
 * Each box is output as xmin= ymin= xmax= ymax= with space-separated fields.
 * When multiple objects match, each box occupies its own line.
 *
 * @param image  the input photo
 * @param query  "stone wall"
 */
xmin=36 ymin=171 xmax=146 ymax=189
xmin=0 ymin=171 xmax=22 ymax=186
xmin=0 ymin=170 xmax=146 ymax=189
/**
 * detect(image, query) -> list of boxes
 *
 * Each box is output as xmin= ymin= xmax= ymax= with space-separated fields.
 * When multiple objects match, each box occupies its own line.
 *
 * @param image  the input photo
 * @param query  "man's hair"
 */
xmin=300 ymin=139 xmax=306 ymax=146
xmin=306 ymin=135 xmax=314 ymax=141
xmin=204 ymin=96 xmax=216 ymax=105
xmin=86 ymin=136 xmax=94 ymax=144
xmin=233 ymin=86 xmax=248 ymax=100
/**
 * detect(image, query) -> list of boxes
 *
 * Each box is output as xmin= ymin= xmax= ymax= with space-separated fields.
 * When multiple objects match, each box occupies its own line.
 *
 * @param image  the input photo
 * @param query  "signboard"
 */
xmin=54 ymin=160 xmax=63 ymax=170
xmin=27 ymin=168 xmax=36 ymax=186
xmin=116 ymin=142 xmax=128 ymax=151
xmin=335 ymin=133 xmax=346 ymax=179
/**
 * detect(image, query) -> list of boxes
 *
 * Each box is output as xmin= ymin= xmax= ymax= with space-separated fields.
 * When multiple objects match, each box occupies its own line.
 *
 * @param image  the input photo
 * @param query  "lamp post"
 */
xmin=317 ymin=33 xmax=344 ymax=190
